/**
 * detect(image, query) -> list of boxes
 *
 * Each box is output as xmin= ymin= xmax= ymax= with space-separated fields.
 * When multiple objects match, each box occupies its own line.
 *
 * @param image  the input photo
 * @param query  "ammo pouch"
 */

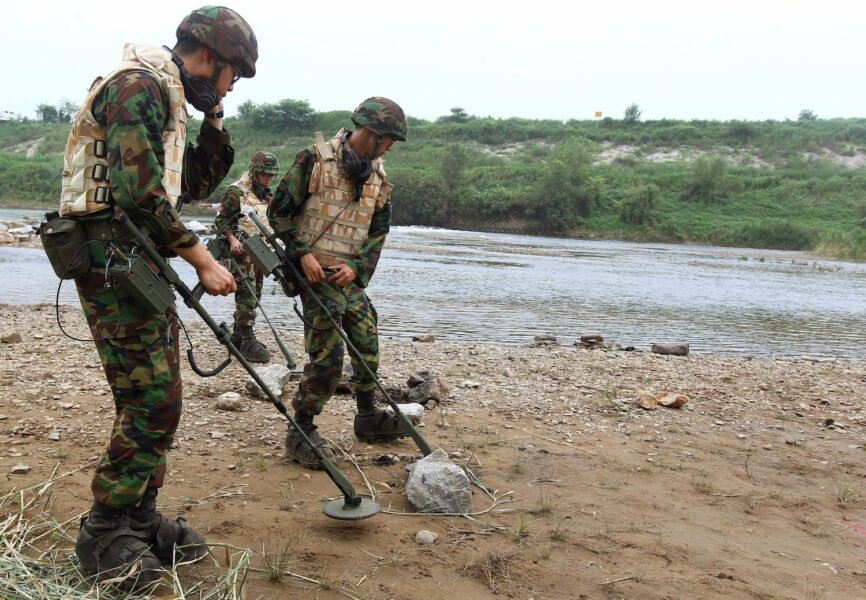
xmin=39 ymin=212 xmax=91 ymax=280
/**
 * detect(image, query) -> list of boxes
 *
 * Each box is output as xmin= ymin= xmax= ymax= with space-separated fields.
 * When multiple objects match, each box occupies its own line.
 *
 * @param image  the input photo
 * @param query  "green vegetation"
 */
xmin=3 ymin=99 xmax=866 ymax=259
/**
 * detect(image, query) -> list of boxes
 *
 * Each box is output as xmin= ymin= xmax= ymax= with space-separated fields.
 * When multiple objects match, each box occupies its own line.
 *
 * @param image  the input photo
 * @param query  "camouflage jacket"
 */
xmin=268 ymin=147 xmax=392 ymax=288
xmin=214 ymin=183 xmax=245 ymax=237
xmin=92 ymin=70 xmax=235 ymax=251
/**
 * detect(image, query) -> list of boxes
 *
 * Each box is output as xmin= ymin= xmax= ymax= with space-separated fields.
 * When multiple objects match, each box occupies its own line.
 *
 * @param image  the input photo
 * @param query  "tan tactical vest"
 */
xmin=234 ymin=172 xmax=270 ymax=237
xmin=59 ymin=44 xmax=188 ymax=217
xmin=294 ymin=129 xmax=393 ymax=267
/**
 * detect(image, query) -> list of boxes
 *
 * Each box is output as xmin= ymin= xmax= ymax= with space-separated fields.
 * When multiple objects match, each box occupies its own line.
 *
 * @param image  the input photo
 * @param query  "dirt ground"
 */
xmin=2 ymin=304 xmax=866 ymax=600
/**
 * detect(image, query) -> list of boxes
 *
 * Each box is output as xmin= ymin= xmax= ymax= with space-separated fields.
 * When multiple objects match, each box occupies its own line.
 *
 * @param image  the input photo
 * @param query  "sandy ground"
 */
xmin=2 ymin=304 xmax=866 ymax=599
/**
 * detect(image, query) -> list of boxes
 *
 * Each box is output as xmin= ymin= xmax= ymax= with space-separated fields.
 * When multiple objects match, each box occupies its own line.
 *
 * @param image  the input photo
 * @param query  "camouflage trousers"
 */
xmin=230 ymin=252 xmax=263 ymax=328
xmin=293 ymin=281 xmax=379 ymax=416
xmin=75 ymin=241 xmax=182 ymax=509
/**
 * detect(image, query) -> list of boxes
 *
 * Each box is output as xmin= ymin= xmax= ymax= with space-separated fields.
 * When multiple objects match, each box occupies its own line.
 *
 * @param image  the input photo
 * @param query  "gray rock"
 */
xmin=211 ymin=431 xmax=226 ymax=439
xmin=459 ymin=380 xmax=480 ymax=389
xmin=405 ymin=449 xmax=472 ymax=514
xmin=580 ymin=333 xmax=604 ymax=343
xmin=245 ymin=364 xmax=293 ymax=400
xmin=385 ymin=402 xmax=425 ymax=424
xmin=48 ymin=431 xmax=60 ymax=441
xmin=407 ymin=370 xmax=433 ymax=388
xmin=530 ymin=334 xmax=559 ymax=347
xmin=651 ymin=343 xmax=689 ymax=356
xmin=216 ymin=392 xmax=244 ymax=411
xmin=2 ymin=333 xmax=22 ymax=344
xmin=415 ymin=530 xmax=439 ymax=545
xmin=0 ymin=223 xmax=8 ymax=232
xmin=10 ymin=465 xmax=31 ymax=474
xmin=8 ymin=226 xmax=35 ymax=236
xmin=407 ymin=377 xmax=448 ymax=406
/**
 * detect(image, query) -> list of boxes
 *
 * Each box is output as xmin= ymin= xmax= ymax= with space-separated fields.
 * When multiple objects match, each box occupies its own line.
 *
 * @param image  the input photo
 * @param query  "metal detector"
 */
xmin=115 ymin=213 xmax=379 ymax=521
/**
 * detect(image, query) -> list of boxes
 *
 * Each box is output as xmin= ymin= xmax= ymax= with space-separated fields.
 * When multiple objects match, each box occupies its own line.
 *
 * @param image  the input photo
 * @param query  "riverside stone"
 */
xmin=245 ymin=364 xmax=293 ymax=400
xmin=652 ymin=343 xmax=690 ymax=356
xmin=405 ymin=449 xmax=472 ymax=514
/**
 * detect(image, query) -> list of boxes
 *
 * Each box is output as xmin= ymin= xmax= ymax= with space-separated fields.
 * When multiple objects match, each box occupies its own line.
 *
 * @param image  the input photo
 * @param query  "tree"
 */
xmin=58 ymin=99 xmax=79 ymax=123
xmin=684 ymin=156 xmax=727 ymax=204
xmin=36 ymin=103 xmax=58 ymax=124
xmin=623 ymin=103 xmax=642 ymax=124
xmin=535 ymin=138 xmax=601 ymax=230
xmin=238 ymin=98 xmax=318 ymax=133
xmin=437 ymin=107 xmax=471 ymax=123
xmin=798 ymin=109 xmax=817 ymax=122
xmin=620 ymin=184 xmax=658 ymax=226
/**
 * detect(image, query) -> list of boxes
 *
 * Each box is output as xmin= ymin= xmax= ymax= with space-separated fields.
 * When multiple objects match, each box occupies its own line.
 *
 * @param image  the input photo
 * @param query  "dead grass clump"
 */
xmin=463 ymin=547 xmax=524 ymax=594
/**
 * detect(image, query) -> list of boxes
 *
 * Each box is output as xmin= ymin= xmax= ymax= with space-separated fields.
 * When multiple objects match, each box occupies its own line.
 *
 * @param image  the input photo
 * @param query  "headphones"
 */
xmin=162 ymin=46 xmax=220 ymax=113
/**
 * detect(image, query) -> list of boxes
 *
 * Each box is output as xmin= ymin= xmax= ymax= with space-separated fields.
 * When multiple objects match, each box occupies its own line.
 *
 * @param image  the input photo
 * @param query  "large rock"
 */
xmin=405 ymin=449 xmax=472 ymax=514
xmin=407 ymin=377 xmax=449 ymax=406
xmin=651 ymin=343 xmax=689 ymax=356
xmin=1 ymin=333 xmax=22 ymax=344
xmin=0 ymin=223 xmax=8 ymax=232
xmin=0 ymin=231 xmax=16 ymax=244
xmin=216 ymin=392 xmax=244 ymax=411
xmin=529 ymin=334 xmax=559 ymax=348
xmin=245 ymin=364 xmax=293 ymax=401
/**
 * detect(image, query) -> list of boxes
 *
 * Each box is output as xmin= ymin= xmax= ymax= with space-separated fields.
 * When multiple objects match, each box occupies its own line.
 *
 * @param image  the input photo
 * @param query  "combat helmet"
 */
xmin=351 ymin=97 xmax=408 ymax=141
xmin=249 ymin=151 xmax=280 ymax=175
xmin=176 ymin=6 xmax=258 ymax=78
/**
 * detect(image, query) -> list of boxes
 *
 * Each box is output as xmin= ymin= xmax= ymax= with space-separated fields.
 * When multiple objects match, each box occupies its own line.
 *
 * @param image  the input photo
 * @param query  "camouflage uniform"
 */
xmin=269 ymin=149 xmax=392 ymax=415
xmin=269 ymin=98 xmax=406 ymax=467
xmin=77 ymin=72 xmax=234 ymax=507
xmin=215 ymin=182 xmax=263 ymax=328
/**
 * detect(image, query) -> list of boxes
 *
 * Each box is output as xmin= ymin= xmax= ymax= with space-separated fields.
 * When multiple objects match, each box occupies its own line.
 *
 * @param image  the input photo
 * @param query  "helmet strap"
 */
xmin=163 ymin=45 xmax=221 ymax=113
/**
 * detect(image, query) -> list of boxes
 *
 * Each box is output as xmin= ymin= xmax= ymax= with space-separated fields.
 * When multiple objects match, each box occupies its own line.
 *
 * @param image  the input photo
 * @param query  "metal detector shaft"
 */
xmin=247 ymin=212 xmax=433 ymax=456
xmin=114 ymin=213 xmax=364 ymax=508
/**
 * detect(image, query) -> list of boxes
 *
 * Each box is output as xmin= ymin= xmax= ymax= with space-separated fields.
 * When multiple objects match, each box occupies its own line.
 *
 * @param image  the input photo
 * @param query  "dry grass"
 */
xmin=0 ymin=468 xmax=253 ymax=599
xmin=463 ymin=547 xmax=523 ymax=594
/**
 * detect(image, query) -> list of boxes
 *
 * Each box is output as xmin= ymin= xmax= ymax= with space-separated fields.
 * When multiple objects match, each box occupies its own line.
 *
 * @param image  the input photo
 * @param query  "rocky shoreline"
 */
xmin=2 ymin=299 xmax=866 ymax=596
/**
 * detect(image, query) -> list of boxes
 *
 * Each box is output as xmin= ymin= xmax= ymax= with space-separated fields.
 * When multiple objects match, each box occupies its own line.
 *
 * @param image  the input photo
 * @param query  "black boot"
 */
xmin=127 ymin=488 xmax=207 ymax=565
xmin=285 ymin=411 xmax=336 ymax=470
xmin=234 ymin=324 xmax=270 ymax=363
xmin=75 ymin=501 xmax=161 ymax=591
xmin=353 ymin=390 xmax=409 ymax=443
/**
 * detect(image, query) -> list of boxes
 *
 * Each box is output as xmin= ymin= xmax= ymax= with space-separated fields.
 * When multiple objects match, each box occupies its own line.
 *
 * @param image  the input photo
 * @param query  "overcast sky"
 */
xmin=6 ymin=0 xmax=864 ymax=122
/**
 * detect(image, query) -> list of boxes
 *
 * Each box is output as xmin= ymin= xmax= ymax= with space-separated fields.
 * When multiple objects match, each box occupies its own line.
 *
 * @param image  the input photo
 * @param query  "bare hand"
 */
xmin=327 ymin=263 xmax=356 ymax=286
xmin=197 ymin=261 xmax=236 ymax=296
xmin=228 ymin=236 xmax=243 ymax=255
xmin=300 ymin=253 xmax=326 ymax=284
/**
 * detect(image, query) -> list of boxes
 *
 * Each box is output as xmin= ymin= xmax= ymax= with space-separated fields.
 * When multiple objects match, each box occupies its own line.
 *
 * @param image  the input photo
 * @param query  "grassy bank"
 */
xmin=3 ymin=108 xmax=866 ymax=259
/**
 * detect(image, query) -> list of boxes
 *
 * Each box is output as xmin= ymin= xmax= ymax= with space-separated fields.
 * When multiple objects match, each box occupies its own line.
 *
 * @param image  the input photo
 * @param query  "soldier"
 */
xmin=214 ymin=151 xmax=280 ymax=363
xmin=58 ymin=6 xmax=257 ymax=590
xmin=268 ymin=97 xmax=408 ymax=469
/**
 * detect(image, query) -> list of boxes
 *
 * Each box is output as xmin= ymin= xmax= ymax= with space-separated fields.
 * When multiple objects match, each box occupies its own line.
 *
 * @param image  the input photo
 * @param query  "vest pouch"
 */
xmin=39 ymin=213 xmax=91 ymax=280
xmin=108 ymin=255 xmax=175 ymax=314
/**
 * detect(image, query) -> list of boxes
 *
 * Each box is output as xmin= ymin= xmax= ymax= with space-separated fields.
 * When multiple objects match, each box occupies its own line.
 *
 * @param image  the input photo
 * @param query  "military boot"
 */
xmin=126 ymin=488 xmax=207 ymax=565
xmin=353 ymin=390 xmax=409 ymax=443
xmin=285 ymin=412 xmax=336 ymax=470
xmin=75 ymin=501 xmax=161 ymax=592
xmin=236 ymin=325 xmax=270 ymax=363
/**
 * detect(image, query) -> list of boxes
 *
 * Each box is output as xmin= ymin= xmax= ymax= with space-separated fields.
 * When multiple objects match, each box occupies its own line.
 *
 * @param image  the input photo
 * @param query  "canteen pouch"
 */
xmin=39 ymin=212 xmax=91 ymax=280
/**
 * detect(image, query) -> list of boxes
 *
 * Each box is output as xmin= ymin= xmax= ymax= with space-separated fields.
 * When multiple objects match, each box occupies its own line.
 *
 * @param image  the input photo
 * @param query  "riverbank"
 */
xmin=2 ymin=305 xmax=864 ymax=599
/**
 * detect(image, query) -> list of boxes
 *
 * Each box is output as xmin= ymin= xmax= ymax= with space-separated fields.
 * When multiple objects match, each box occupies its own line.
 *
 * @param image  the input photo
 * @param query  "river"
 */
xmin=1 ymin=208 xmax=864 ymax=358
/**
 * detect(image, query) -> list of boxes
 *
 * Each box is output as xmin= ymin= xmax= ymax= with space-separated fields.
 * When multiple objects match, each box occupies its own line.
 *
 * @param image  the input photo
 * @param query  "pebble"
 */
xmin=762 ymin=444 xmax=773 ymax=450
xmin=10 ymin=465 xmax=31 ymax=474
xmin=211 ymin=431 xmax=226 ymax=439
xmin=415 ymin=530 xmax=439 ymax=545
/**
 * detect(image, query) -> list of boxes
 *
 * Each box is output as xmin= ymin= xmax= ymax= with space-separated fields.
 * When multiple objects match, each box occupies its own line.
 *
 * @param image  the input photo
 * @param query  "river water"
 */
xmin=1 ymin=208 xmax=864 ymax=358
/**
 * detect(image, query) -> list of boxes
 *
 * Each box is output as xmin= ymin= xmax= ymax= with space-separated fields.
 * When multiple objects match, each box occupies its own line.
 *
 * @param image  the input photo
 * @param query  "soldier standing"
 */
xmin=215 ymin=151 xmax=280 ymax=363
xmin=57 ymin=7 xmax=257 ymax=590
xmin=268 ymin=98 xmax=408 ymax=469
